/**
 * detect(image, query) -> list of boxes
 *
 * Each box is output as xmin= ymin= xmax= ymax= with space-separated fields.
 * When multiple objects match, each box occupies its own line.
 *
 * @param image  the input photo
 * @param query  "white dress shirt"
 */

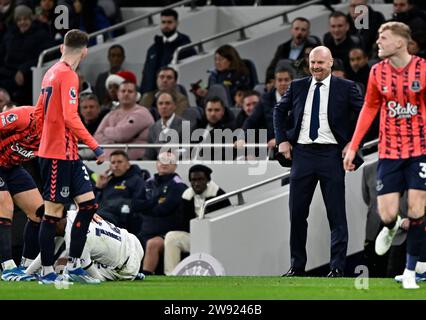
xmin=297 ymin=74 xmax=338 ymax=144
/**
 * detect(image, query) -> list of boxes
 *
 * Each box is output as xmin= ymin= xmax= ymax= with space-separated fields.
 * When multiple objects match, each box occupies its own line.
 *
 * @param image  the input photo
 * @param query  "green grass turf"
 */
xmin=0 ymin=276 xmax=425 ymax=300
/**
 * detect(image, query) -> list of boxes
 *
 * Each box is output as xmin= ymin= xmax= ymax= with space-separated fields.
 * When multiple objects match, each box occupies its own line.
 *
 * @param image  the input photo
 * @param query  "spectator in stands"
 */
xmin=95 ymin=45 xmax=126 ymax=105
xmin=102 ymin=70 xmax=141 ymax=112
xmin=194 ymin=45 xmax=250 ymax=107
xmin=232 ymin=85 xmax=250 ymax=109
xmin=294 ymin=43 xmax=318 ymax=78
xmin=234 ymin=90 xmax=260 ymax=129
xmin=0 ymin=5 xmax=53 ymax=104
xmin=193 ymin=96 xmax=235 ymax=161
xmin=72 ymin=0 xmax=111 ymax=43
xmin=140 ymin=9 xmax=196 ymax=94
xmin=0 ymin=0 xmax=14 ymax=42
xmin=144 ymin=91 xmax=191 ymax=161
xmin=323 ymin=11 xmax=362 ymax=72
xmin=135 ymin=151 xmax=187 ymax=275
xmin=242 ymin=65 xmax=294 ymax=152
xmin=94 ymin=81 xmax=155 ymax=160
xmin=347 ymin=0 xmax=385 ymax=57
xmin=141 ymin=66 xmax=189 ymax=120
xmin=0 ymin=87 xmax=11 ymax=111
xmin=266 ymin=17 xmax=315 ymax=78
xmin=35 ymin=0 xmax=63 ymax=42
xmin=392 ymin=0 xmax=426 ymax=33
xmin=164 ymin=164 xmax=231 ymax=275
xmin=346 ymin=47 xmax=370 ymax=88
xmin=408 ymin=32 xmax=426 ymax=59
xmin=79 ymin=93 xmax=109 ymax=135
xmin=95 ymin=150 xmax=148 ymax=235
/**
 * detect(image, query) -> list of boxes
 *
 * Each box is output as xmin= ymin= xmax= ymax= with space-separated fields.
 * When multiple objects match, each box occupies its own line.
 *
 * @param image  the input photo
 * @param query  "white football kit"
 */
xmin=28 ymin=211 xmax=144 ymax=281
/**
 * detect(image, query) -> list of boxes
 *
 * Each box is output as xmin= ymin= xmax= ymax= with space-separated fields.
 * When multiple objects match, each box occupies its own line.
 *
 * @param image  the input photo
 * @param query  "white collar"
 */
xmin=182 ymin=181 xmax=220 ymax=201
xmin=163 ymin=32 xmax=178 ymax=43
xmin=310 ymin=74 xmax=331 ymax=89
xmin=162 ymin=113 xmax=176 ymax=129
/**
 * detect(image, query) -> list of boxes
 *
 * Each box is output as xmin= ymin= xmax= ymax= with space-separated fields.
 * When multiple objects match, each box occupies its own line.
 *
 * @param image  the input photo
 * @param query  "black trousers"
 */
xmin=289 ymin=143 xmax=348 ymax=271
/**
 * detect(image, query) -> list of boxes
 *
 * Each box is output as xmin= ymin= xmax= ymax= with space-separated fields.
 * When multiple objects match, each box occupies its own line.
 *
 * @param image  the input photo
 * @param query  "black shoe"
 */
xmin=327 ymin=268 xmax=343 ymax=278
xmin=282 ymin=267 xmax=305 ymax=277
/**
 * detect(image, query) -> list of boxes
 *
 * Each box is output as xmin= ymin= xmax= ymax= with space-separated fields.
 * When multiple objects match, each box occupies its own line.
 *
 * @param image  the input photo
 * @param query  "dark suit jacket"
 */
xmin=273 ymin=76 xmax=364 ymax=149
xmin=266 ymin=39 xmax=315 ymax=77
xmin=144 ymin=114 xmax=189 ymax=160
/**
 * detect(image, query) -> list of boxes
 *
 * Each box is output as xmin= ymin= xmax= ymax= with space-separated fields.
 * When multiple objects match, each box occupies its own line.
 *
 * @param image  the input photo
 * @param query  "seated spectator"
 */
xmin=346 ymin=47 xmax=370 ymax=88
xmin=135 ymin=152 xmax=187 ymax=275
xmin=164 ymin=164 xmax=231 ymax=275
xmin=408 ymin=32 xmax=426 ymax=59
xmin=242 ymin=65 xmax=294 ymax=152
xmin=392 ymin=0 xmax=426 ymax=34
xmin=95 ymin=45 xmax=126 ymax=105
xmin=94 ymin=81 xmax=155 ymax=160
xmin=0 ymin=0 xmax=14 ymax=42
xmin=193 ymin=45 xmax=250 ymax=107
xmin=0 ymin=87 xmax=11 ymax=111
xmin=294 ymin=43 xmax=318 ymax=78
xmin=323 ymin=11 xmax=363 ymax=73
xmin=233 ymin=85 xmax=250 ymax=109
xmin=266 ymin=17 xmax=314 ymax=78
xmin=141 ymin=66 xmax=189 ymax=120
xmin=35 ymin=0 xmax=63 ymax=41
xmin=0 ymin=5 xmax=53 ymax=104
xmin=103 ymin=70 xmax=140 ymax=112
xmin=140 ymin=9 xmax=196 ymax=94
xmin=79 ymin=93 xmax=109 ymax=135
xmin=95 ymin=150 xmax=148 ymax=235
xmin=193 ymin=96 xmax=235 ymax=161
xmin=234 ymin=90 xmax=260 ymax=129
xmin=72 ymin=0 xmax=111 ymax=44
xmin=144 ymin=91 xmax=192 ymax=161
xmin=347 ymin=0 xmax=385 ymax=57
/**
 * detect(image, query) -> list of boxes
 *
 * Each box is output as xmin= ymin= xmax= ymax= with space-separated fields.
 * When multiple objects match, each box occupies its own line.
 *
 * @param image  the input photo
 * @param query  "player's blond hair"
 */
xmin=378 ymin=22 xmax=412 ymax=42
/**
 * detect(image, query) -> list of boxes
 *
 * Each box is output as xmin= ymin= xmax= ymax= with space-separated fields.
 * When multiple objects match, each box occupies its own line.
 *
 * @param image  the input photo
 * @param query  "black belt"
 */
xmin=297 ymin=143 xmax=338 ymax=150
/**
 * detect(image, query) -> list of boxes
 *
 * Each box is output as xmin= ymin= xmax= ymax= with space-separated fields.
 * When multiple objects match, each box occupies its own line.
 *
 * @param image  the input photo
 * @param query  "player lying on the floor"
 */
xmin=26 ymin=210 xmax=145 ymax=282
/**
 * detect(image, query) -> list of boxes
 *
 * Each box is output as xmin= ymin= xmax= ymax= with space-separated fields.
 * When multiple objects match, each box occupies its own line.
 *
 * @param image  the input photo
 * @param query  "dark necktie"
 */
xmin=309 ymin=82 xmax=323 ymax=141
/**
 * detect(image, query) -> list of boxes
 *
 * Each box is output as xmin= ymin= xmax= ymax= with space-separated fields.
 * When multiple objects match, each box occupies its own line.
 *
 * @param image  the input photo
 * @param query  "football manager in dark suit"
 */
xmin=273 ymin=46 xmax=364 ymax=277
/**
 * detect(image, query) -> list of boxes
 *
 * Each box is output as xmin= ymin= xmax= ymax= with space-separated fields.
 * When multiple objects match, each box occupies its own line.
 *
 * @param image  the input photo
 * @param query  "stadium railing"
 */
xmin=199 ymin=138 xmax=379 ymax=219
xmin=171 ymin=0 xmax=330 ymax=65
xmin=37 ymin=0 xmax=200 ymax=68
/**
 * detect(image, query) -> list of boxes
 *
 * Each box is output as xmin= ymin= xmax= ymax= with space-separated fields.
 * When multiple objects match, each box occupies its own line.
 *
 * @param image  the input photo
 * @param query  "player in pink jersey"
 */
xmin=0 ymin=106 xmax=42 ymax=281
xmin=35 ymin=29 xmax=105 ymax=284
xmin=344 ymin=22 xmax=426 ymax=289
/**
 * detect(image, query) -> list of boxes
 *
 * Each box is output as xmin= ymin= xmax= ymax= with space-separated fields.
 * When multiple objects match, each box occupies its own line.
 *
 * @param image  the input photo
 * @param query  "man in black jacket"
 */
xmin=140 ymin=9 xmax=196 ymax=94
xmin=95 ymin=150 xmax=148 ymax=235
xmin=163 ymin=164 xmax=231 ymax=275
xmin=135 ymin=152 xmax=187 ymax=275
xmin=266 ymin=17 xmax=316 ymax=79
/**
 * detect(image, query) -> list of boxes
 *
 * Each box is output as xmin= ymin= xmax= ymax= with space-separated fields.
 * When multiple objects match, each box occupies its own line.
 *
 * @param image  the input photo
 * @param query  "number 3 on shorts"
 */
xmin=419 ymin=163 xmax=426 ymax=179
xmin=82 ymin=166 xmax=90 ymax=181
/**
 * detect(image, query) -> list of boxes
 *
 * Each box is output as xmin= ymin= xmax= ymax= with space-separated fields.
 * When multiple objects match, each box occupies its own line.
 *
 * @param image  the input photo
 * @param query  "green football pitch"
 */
xmin=0 ymin=276 xmax=425 ymax=300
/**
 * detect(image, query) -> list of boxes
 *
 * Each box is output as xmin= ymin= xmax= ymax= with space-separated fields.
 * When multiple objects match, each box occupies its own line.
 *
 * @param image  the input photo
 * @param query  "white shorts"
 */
xmin=95 ymin=234 xmax=144 ymax=281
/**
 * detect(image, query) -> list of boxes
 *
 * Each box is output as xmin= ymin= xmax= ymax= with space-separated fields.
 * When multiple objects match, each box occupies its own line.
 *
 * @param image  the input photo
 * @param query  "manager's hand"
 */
xmin=278 ymin=141 xmax=292 ymax=160
xmin=343 ymin=149 xmax=356 ymax=171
